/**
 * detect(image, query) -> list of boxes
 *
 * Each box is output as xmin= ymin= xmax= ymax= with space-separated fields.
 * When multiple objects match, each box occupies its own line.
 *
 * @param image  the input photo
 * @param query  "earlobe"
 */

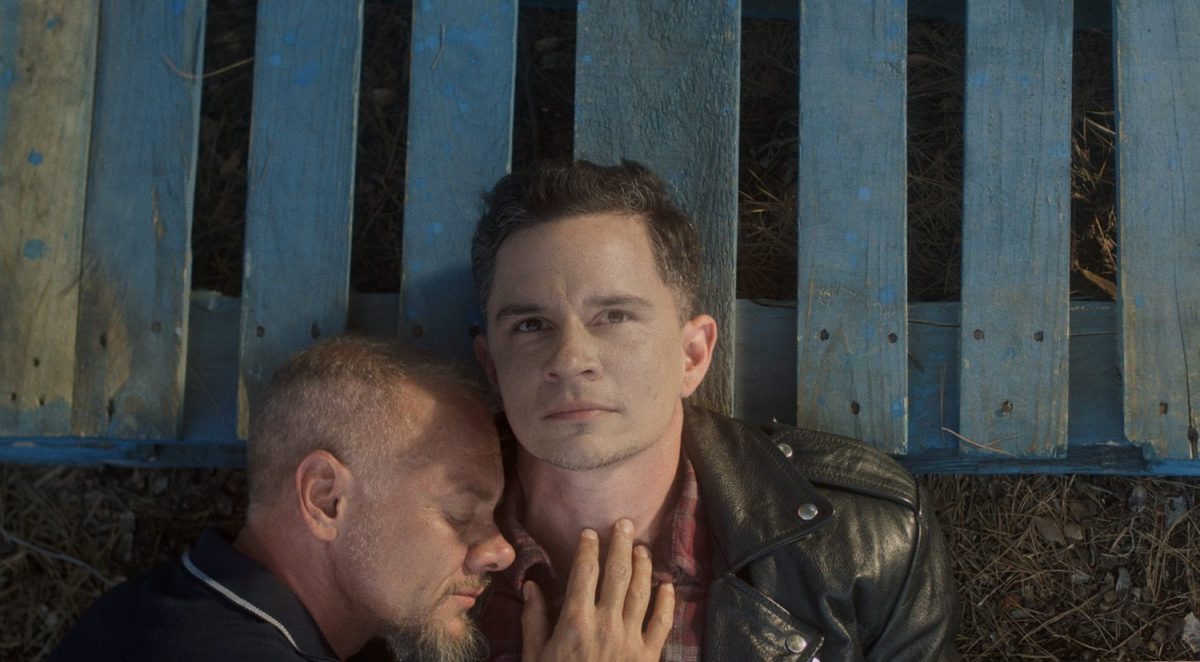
xmin=680 ymin=315 xmax=717 ymax=398
xmin=295 ymin=450 xmax=350 ymax=542
xmin=473 ymin=333 xmax=498 ymax=388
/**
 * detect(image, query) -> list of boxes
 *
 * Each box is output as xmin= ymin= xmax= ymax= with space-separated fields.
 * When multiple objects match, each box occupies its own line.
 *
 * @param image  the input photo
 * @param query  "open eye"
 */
xmin=514 ymin=318 xmax=544 ymax=333
xmin=601 ymin=310 xmax=631 ymax=324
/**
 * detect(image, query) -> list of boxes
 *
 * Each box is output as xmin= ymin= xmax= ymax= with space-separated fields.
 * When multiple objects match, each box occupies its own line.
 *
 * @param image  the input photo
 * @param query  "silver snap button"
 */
xmin=797 ymin=503 xmax=819 ymax=520
xmin=785 ymin=634 xmax=807 ymax=653
xmin=777 ymin=442 xmax=793 ymax=458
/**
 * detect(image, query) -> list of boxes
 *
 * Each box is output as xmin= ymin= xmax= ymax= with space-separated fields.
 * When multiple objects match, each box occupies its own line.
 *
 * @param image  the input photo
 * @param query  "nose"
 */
xmin=465 ymin=525 xmax=516 ymax=575
xmin=544 ymin=320 xmax=599 ymax=382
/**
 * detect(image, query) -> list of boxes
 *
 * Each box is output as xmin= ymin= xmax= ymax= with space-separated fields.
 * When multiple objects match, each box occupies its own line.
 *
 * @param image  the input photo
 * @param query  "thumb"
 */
xmin=520 ymin=581 xmax=549 ymax=661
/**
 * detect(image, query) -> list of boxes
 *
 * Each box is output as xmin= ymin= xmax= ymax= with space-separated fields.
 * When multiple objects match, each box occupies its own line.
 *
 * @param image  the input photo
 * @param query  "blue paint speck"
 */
xmin=430 ymin=222 xmax=445 ymax=234
xmin=857 ymin=186 xmax=871 ymax=201
xmin=1134 ymin=294 xmax=1146 ymax=310
xmin=849 ymin=254 xmax=859 ymax=270
xmin=27 ymin=151 xmax=44 ymax=166
xmin=422 ymin=35 xmax=439 ymax=52
xmin=171 ymin=0 xmax=186 ymax=16
xmin=294 ymin=61 xmax=319 ymax=87
xmin=871 ymin=49 xmax=888 ymax=63
xmin=267 ymin=53 xmax=282 ymax=67
xmin=45 ymin=16 xmax=62 ymax=29
xmin=458 ymin=101 xmax=470 ymax=113
xmin=410 ymin=260 xmax=424 ymax=273
xmin=0 ymin=69 xmax=15 ymax=87
xmin=863 ymin=324 xmax=876 ymax=342
xmin=967 ymin=71 xmax=989 ymax=88
xmin=1017 ymin=73 xmax=1031 ymax=89
xmin=879 ymin=286 xmax=897 ymax=305
xmin=578 ymin=0 xmax=588 ymax=12
xmin=844 ymin=231 xmax=859 ymax=245
xmin=283 ymin=31 xmax=297 ymax=45
xmin=23 ymin=239 xmax=47 ymax=260
xmin=891 ymin=398 xmax=905 ymax=419
xmin=420 ymin=0 xmax=433 ymax=12
xmin=580 ymin=54 xmax=593 ymax=64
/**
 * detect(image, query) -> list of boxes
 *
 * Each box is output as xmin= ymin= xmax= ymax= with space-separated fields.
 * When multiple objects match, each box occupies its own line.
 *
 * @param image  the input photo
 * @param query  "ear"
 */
xmin=473 ymin=333 xmax=499 ymax=389
xmin=680 ymin=314 xmax=717 ymax=398
xmin=294 ymin=450 xmax=353 ymax=542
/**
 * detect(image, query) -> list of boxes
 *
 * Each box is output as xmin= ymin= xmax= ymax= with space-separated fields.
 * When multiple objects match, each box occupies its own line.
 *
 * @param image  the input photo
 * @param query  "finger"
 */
xmin=622 ymin=544 xmax=653 ymax=625
xmin=562 ymin=528 xmax=601 ymax=612
xmin=643 ymin=582 xmax=675 ymax=652
xmin=520 ymin=581 xmax=549 ymax=661
xmin=598 ymin=519 xmax=635 ymax=611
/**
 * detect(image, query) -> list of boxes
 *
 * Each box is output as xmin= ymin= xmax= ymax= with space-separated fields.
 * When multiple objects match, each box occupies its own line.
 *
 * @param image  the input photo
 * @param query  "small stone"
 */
xmin=1114 ymin=567 xmax=1131 ymax=599
xmin=1182 ymin=612 xmax=1200 ymax=653
xmin=1070 ymin=572 xmax=1091 ymax=586
xmin=1063 ymin=521 xmax=1084 ymax=541
xmin=1128 ymin=485 xmax=1147 ymax=513
xmin=1165 ymin=496 xmax=1189 ymax=530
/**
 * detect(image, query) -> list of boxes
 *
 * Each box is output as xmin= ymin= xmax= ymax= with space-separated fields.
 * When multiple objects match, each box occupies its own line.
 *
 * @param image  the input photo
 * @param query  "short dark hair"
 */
xmin=471 ymin=159 xmax=704 ymax=318
xmin=246 ymin=335 xmax=489 ymax=511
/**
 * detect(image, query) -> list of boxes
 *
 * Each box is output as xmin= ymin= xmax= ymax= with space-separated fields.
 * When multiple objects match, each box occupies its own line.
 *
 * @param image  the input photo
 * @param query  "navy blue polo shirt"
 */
xmin=50 ymin=529 xmax=339 ymax=661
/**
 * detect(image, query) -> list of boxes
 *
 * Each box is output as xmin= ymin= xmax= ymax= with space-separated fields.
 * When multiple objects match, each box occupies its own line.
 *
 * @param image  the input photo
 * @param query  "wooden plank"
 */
xmin=958 ymin=0 xmax=1072 ymax=458
xmin=795 ymin=0 xmax=908 ymax=453
xmin=71 ymin=1 xmax=205 ymax=438
xmin=400 ymin=0 xmax=517 ymax=359
xmin=1115 ymin=1 xmax=1200 ymax=460
xmin=238 ymin=1 xmax=363 ymax=437
xmin=573 ymin=0 xmax=740 ymax=414
xmin=0 ymin=1 xmax=97 ymax=435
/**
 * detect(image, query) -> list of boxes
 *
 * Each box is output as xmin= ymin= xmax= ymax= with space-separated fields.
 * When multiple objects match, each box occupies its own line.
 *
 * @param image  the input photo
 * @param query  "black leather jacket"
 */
xmin=683 ymin=406 xmax=960 ymax=661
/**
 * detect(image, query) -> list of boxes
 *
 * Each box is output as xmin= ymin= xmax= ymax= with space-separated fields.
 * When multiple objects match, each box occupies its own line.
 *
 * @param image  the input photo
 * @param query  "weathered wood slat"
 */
xmin=0 ymin=1 xmax=97 ymax=435
xmin=71 ymin=1 xmax=204 ymax=438
xmin=957 ymin=0 xmax=1072 ymax=458
xmin=238 ymin=2 xmax=363 ymax=437
xmin=573 ymin=0 xmax=740 ymax=414
xmin=1115 ymin=1 xmax=1200 ymax=460
xmin=795 ymin=0 xmax=909 ymax=453
xmin=400 ymin=0 xmax=517 ymax=359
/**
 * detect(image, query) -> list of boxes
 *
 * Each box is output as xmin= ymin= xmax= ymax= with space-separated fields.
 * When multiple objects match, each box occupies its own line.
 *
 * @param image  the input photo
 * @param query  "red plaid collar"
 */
xmin=494 ymin=452 xmax=712 ymax=596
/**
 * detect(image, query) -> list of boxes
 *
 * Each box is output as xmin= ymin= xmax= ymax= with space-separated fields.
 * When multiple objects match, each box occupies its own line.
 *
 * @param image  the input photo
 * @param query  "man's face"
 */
xmin=477 ymin=212 xmax=708 ymax=470
xmin=336 ymin=386 xmax=514 ymax=659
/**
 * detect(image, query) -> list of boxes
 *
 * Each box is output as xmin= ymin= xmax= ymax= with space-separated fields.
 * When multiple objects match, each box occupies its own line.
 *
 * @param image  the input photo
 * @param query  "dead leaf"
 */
xmin=1063 ymin=521 xmax=1084 ymax=541
xmin=1077 ymin=266 xmax=1117 ymax=299
xmin=1182 ymin=612 xmax=1200 ymax=653
xmin=1166 ymin=496 xmax=1189 ymax=530
xmin=1033 ymin=516 xmax=1066 ymax=545
xmin=1129 ymin=484 xmax=1147 ymax=513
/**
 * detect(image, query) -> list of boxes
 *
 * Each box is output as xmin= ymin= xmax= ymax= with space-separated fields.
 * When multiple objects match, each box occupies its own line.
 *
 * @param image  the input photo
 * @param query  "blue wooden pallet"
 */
xmin=1 ymin=0 xmax=1197 ymax=474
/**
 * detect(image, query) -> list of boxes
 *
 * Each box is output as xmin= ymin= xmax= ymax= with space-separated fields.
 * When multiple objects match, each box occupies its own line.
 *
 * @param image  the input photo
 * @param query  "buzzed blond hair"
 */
xmin=245 ymin=335 xmax=491 ymax=512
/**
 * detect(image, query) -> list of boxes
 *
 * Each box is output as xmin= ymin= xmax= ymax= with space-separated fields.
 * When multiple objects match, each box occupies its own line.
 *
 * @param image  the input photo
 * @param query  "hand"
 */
xmin=521 ymin=519 xmax=675 ymax=661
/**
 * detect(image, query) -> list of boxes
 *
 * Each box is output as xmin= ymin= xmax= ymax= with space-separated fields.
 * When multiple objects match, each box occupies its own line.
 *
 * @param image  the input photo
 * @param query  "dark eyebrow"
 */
xmin=588 ymin=294 xmax=653 ymax=309
xmin=493 ymin=303 xmax=544 ymax=321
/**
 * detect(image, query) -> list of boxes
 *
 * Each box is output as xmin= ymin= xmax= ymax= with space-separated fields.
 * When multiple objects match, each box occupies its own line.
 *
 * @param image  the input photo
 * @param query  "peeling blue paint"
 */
xmin=294 ymin=61 xmax=319 ymax=87
xmin=27 ymin=151 xmax=43 ymax=166
xmin=23 ymin=239 xmax=47 ymax=260
xmin=879 ymin=286 xmax=897 ymax=305
xmin=857 ymin=186 xmax=871 ymax=201
xmin=45 ymin=16 xmax=62 ymax=29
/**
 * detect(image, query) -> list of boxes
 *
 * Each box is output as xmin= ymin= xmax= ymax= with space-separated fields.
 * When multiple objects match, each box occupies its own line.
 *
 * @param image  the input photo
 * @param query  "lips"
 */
xmin=543 ymin=401 xmax=617 ymax=420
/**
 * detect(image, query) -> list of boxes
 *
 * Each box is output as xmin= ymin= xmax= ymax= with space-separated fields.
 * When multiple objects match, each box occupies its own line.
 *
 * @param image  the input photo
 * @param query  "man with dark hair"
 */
xmin=52 ymin=335 xmax=674 ymax=661
xmin=472 ymin=160 xmax=960 ymax=661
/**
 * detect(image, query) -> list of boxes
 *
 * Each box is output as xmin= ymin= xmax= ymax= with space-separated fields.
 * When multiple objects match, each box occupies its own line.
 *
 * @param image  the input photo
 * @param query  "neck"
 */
xmin=517 ymin=404 xmax=685 ymax=580
xmin=235 ymin=514 xmax=370 ymax=660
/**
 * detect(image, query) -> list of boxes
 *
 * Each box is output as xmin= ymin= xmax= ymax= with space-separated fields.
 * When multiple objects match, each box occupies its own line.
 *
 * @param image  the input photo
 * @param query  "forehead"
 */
xmin=490 ymin=213 xmax=668 ymax=298
xmin=387 ymin=385 xmax=503 ymax=494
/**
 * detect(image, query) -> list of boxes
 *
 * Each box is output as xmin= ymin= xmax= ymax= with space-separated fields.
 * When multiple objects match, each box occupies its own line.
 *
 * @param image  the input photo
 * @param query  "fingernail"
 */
xmin=618 ymin=518 xmax=634 ymax=533
xmin=634 ymin=545 xmax=649 ymax=558
xmin=581 ymin=528 xmax=598 ymax=540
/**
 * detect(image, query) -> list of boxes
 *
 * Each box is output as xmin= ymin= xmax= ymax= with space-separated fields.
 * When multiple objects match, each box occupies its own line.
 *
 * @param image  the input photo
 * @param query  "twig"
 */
xmin=164 ymin=55 xmax=254 ymax=80
xmin=939 ymin=426 xmax=1018 ymax=457
xmin=0 ymin=525 xmax=117 ymax=587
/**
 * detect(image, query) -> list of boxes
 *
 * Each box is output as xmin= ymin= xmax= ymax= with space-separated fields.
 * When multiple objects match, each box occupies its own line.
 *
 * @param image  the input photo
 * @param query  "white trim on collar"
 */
xmin=181 ymin=551 xmax=303 ymax=654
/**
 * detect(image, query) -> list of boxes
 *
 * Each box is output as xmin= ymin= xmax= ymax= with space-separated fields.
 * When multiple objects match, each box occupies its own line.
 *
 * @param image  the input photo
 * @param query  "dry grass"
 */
xmin=3 ymin=467 xmax=1197 ymax=660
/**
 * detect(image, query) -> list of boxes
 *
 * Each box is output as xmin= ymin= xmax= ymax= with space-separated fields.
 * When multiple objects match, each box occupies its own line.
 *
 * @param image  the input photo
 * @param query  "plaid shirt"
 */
xmin=479 ymin=454 xmax=711 ymax=661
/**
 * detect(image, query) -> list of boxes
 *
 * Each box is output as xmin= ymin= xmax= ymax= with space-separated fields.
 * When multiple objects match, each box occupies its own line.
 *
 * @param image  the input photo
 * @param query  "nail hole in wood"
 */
xmin=819 ymin=329 xmax=829 ymax=341
xmin=1159 ymin=402 xmax=1169 ymax=415
xmin=887 ymin=332 xmax=898 ymax=344
xmin=413 ymin=324 xmax=424 ymax=338
xmin=1033 ymin=330 xmax=1044 ymax=342
xmin=973 ymin=329 xmax=984 ymax=341
xmin=1000 ymin=400 xmax=1014 ymax=416
xmin=310 ymin=321 xmax=321 ymax=339
xmin=9 ymin=393 xmax=16 ymax=402
xmin=37 ymin=396 xmax=45 ymax=407
xmin=151 ymin=321 xmax=162 ymax=333
xmin=32 ymin=357 xmax=40 ymax=368
xmin=107 ymin=399 xmax=115 ymax=422
xmin=99 ymin=333 xmax=107 ymax=349
xmin=256 ymin=326 xmax=265 ymax=338
xmin=849 ymin=401 xmax=860 ymax=415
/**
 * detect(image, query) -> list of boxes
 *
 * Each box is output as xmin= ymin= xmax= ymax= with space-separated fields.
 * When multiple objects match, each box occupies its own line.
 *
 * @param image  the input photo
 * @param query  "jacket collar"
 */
xmin=682 ymin=406 xmax=833 ymax=573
